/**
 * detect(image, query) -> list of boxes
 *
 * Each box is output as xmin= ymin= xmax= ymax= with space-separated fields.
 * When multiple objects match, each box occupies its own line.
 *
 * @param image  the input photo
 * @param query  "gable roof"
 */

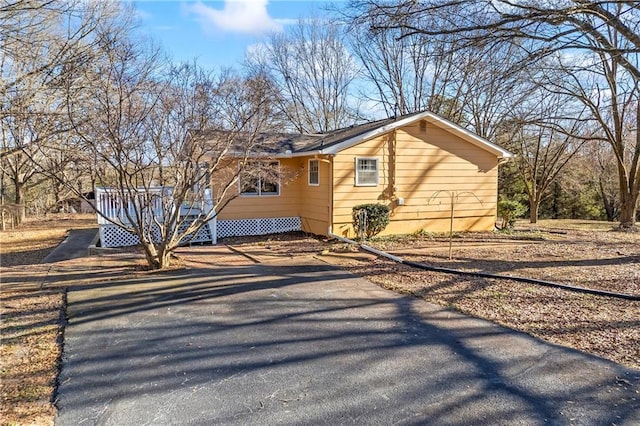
xmin=302 ymin=110 xmax=513 ymax=158
xmin=193 ymin=111 xmax=513 ymax=159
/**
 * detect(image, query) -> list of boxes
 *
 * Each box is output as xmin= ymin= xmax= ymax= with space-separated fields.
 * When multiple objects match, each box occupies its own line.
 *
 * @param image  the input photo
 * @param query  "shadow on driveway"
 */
xmin=55 ymin=255 xmax=640 ymax=425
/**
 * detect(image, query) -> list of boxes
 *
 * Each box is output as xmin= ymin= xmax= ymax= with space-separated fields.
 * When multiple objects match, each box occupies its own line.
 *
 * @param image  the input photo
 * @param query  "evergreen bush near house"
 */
xmin=352 ymin=203 xmax=390 ymax=239
xmin=498 ymin=199 xmax=526 ymax=229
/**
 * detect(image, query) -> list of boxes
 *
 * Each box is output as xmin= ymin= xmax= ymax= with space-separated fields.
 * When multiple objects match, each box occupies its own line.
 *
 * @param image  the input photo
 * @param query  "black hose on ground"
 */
xmin=400 ymin=259 xmax=640 ymax=301
xmin=330 ymin=234 xmax=640 ymax=301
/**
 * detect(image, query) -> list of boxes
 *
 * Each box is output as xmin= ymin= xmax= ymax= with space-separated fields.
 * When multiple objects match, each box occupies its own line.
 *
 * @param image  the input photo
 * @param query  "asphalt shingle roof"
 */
xmin=190 ymin=111 xmax=513 ymax=158
xmin=191 ymin=112 xmax=427 ymax=156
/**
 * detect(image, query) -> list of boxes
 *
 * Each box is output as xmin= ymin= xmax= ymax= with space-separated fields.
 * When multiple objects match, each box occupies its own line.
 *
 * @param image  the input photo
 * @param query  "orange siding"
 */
xmin=211 ymin=117 xmax=502 ymax=238
xmin=332 ymin=120 xmax=499 ymax=237
xmin=298 ymin=158 xmax=331 ymax=235
xmin=214 ymin=158 xmax=303 ymax=220
xmin=213 ymin=157 xmax=331 ymax=236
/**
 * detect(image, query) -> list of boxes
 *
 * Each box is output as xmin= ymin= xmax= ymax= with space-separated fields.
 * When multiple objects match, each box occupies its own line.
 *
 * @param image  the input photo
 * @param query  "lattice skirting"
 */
xmin=99 ymin=218 xmax=216 ymax=248
xmin=177 ymin=216 xmax=216 ymax=244
xmin=99 ymin=224 xmax=161 ymax=248
xmin=217 ymin=217 xmax=301 ymax=238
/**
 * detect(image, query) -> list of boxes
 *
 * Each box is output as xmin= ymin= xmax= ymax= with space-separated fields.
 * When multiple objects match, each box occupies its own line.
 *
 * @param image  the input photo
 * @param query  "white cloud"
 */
xmin=184 ymin=0 xmax=282 ymax=36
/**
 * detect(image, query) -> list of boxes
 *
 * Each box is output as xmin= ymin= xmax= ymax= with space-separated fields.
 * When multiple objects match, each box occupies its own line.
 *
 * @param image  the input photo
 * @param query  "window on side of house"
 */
xmin=308 ymin=159 xmax=319 ymax=186
xmin=239 ymin=161 xmax=280 ymax=196
xmin=355 ymin=157 xmax=379 ymax=186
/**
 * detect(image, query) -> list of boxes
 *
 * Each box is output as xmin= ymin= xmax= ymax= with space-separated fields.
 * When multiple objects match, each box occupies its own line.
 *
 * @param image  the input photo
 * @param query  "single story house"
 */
xmin=204 ymin=110 xmax=513 ymax=239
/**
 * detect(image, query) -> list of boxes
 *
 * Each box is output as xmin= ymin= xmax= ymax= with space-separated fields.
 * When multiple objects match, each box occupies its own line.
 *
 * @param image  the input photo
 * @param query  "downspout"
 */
xmin=390 ymin=130 xmax=397 ymax=207
xmin=390 ymin=128 xmax=406 ymax=208
xmin=328 ymin=155 xmax=334 ymax=235
xmin=313 ymin=155 xmax=334 ymax=236
xmin=327 ymin=233 xmax=640 ymax=301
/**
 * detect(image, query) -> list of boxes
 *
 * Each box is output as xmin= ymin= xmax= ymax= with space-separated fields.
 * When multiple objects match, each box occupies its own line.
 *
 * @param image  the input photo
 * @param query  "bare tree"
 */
xmin=63 ymin=25 xmax=278 ymax=268
xmin=455 ymin=42 xmax=538 ymax=141
xmin=245 ymin=17 xmax=360 ymax=133
xmin=352 ymin=0 xmax=640 ymax=227
xmin=349 ymin=18 xmax=442 ymax=117
xmin=503 ymin=89 xmax=589 ymax=223
xmin=0 ymin=59 xmax=65 ymax=222
xmin=589 ymin=144 xmax=621 ymax=221
xmin=538 ymin=46 xmax=640 ymax=228
xmin=0 ymin=0 xmax=121 ymax=222
xmin=567 ymin=143 xmax=620 ymax=221
xmin=1 ymin=0 xmax=121 ymax=114
xmin=346 ymin=4 xmax=538 ymax=138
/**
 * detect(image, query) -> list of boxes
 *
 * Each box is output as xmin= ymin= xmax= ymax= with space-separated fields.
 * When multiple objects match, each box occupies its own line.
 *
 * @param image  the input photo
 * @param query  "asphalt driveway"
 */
xmin=55 ymin=250 xmax=639 ymax=425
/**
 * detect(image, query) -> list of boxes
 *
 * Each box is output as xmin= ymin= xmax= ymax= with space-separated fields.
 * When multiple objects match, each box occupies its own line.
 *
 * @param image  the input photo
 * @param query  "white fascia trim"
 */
xmin=238 ymin=151 xmax=330 ymax=159
xmin=320 ymin=111 xmax=514 ymax=159
xmin=322 ymin=112 xmax=433 ymax=155
xmin=275 ymin=150 xmax=323 ymax=158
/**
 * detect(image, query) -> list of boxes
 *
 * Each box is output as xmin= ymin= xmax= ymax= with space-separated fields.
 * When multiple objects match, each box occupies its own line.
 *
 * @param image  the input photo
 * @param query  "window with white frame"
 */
xmin=308 ymin=159 xmax=319 ymax=186
xmin=355 ymin=157 xmax=379 ymax=186
xmin=239 ymin=161 xmax=280 ymax=196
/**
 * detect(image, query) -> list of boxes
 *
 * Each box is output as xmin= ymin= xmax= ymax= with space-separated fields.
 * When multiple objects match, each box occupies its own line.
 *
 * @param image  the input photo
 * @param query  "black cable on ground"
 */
xmin=334 ymin=237 xmax=640 ymax=301
xmin=399 ymin=259 xmax=640 ymax=301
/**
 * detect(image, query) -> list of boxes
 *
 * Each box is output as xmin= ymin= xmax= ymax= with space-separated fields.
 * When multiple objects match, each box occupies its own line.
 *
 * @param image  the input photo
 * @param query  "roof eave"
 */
xmin=322 ymin=111 xmax=433 ymax=155
xmin=272 ymin=150 xmax=327 ymax=158
xmin=319 ymin=110 xmax=514 ymax=159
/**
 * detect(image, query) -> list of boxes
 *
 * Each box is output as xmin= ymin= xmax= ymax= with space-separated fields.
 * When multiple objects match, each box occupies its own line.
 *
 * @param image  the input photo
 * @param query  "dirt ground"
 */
xmin=0 ymin=214 xmax=97 ymax=268
xmin=223 ymin=220 xmax=640 ymax=370
xmin=1 ymin=214 xmax=96 ymax=426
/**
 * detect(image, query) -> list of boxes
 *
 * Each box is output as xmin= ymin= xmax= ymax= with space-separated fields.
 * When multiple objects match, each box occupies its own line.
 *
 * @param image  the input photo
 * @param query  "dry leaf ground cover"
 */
xmin=225 ymin=221 xmax=640 ymax=370
xmin=1 ymin=214 xmax=95 ymax=425
xmin=350 ymin=221 xmax=639 ymax=369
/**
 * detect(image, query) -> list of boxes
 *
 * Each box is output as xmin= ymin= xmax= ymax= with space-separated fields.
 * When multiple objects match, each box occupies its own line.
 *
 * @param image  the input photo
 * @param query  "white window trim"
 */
xmin=355 ymin=157 xmax=379 ymax=187
xmin=308 ymin=159 xmax=320 ymax=186
xmin=239 ymin=161 xmax=281 ymax=197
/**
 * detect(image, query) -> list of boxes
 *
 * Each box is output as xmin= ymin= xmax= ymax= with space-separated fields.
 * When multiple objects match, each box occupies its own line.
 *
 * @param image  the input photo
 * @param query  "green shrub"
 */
xmin=497 ymin=199 xmax=526 ymax=229
xmin=352 ymin=203 xmax=390 ymax=239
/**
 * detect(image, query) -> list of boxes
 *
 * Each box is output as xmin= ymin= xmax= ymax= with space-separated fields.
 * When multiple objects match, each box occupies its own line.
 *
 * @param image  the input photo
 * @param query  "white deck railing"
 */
xmin=94 ymin=186 xmax=216 ymax=247
xmin=95 ymin=187 xmax=170 ymax=225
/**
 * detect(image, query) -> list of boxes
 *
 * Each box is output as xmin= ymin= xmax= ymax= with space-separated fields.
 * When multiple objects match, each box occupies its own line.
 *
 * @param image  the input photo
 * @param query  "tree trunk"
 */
xmin=139 ymin=240 xmax=159 ymax=270
xmin=618 ymin=190 xmax=638 ymax=229
xmin=529 ymin=197 xmax=539 ymax=224
xmin=599 ymin=181 xmax=616 ymax=221
xmin=140 ymin=240 xmax=173 ymax=270
xmin=157 ymin=250 xmax=172 ymax=269
xmin=14 ymin=179 xmax=26 ymax=224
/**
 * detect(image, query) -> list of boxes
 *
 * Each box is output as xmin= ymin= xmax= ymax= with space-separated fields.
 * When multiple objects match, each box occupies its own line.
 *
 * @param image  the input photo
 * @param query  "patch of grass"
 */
xmin=495 ymin=228 xmax=546 ymax=240
xmin=0 ymin=213 xmax=96 ymax=267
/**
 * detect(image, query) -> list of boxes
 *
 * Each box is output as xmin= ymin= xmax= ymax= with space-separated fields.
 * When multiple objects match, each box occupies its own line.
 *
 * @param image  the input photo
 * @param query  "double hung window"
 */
xmin=308 ymin=159 xmax=319 ymax=186
xmin=355 ymin=157 xmax=379 ymax=186
xmin=239 ymin=161 xmax=280 ymax=196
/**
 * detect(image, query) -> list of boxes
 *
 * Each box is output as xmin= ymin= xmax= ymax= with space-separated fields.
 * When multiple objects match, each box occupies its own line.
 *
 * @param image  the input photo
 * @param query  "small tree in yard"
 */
xmin=352 ymin=203 xmax=390 ymax=240
xmin=59 ymin=16 xmax=279 ymax=269
xmin=497 ymin=199 xmax=526 ymax=230
xmin=428 ymin=190 xmax=483 ymax=259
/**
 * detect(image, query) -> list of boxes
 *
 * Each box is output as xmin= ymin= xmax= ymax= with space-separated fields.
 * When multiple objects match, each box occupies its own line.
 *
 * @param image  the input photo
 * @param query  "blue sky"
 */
xmin=135 ymin=0 xmax=345 ymax=69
